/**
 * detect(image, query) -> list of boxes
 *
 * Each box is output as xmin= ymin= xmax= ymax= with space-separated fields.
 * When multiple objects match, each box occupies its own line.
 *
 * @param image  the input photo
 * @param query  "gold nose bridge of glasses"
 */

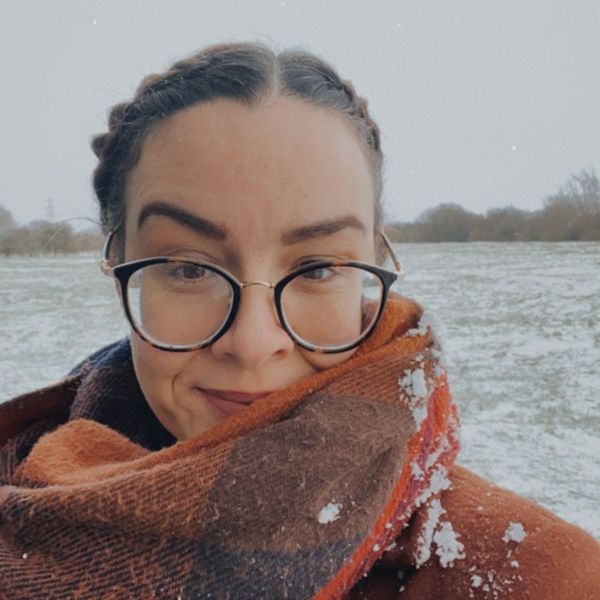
xmin=239 ymin=280 xmax=276 ymax=290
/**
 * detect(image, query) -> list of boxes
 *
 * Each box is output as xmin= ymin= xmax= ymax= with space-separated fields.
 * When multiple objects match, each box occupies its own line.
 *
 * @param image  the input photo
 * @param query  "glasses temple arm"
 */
xmin=380 ymin=230 xmax=406 ymax=279
xmin=100 ymin=230 xmax=116 ymax=275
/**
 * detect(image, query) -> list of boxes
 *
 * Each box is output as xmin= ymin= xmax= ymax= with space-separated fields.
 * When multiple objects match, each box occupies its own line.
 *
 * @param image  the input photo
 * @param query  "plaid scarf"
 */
xmin=0 ymin=296 xmax=459 ymax=599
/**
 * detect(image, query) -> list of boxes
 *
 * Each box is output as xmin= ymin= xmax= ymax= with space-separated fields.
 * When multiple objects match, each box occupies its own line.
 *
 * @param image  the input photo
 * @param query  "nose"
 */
xmin=209 ymin=281 xmax=295 ymax=368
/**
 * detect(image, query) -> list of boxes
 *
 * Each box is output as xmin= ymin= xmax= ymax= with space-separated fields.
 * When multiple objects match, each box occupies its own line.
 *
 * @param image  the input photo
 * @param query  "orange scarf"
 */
xmin=0 ymin=296 xmax=459 ymax=599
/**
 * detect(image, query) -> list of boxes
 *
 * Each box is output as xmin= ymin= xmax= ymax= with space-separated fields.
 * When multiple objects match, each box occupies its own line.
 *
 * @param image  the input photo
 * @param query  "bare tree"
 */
xmin=387 ymin=167 xmax=600 ymax=242
xmin=415 ymin=203 xmax=480 ymax=242
xmin=469 ymin=206 xmax=534 ymax=241
xmin=539 ymin=168 xmax=600 ymax=240
xmin=0 ymin=205 xmax=104 ymax=256
xmin=0 ymin=205 xmax=16 ymax=233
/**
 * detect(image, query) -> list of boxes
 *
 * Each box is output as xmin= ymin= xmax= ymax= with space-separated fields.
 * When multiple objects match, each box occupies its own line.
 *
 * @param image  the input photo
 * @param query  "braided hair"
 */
xmin=91 ymin=41 xmax=385 ymax=260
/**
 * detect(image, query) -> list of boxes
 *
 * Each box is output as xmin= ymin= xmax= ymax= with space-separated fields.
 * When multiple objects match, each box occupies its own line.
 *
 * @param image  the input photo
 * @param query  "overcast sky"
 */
xmin=2 ymin=0 xmax=599 ymax=227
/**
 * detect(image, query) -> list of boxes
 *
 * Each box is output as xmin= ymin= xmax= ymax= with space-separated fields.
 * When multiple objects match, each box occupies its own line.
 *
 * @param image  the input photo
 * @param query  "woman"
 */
xmin=1 ymin=42 xmax=598 ymax=599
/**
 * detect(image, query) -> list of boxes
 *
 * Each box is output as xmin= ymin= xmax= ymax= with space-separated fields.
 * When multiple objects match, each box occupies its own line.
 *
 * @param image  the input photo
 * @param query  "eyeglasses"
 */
xmin=101 ymin=231 xmax=405 ymax=353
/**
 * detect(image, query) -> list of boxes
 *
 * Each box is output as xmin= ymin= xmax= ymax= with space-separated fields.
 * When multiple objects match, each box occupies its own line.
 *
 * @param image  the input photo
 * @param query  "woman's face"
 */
xmin=122 ymin=96 xmax=377 ymax=440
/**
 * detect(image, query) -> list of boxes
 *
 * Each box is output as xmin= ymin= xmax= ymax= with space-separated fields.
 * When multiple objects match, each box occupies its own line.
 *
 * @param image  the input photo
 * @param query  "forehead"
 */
xmin=124 ymin=97 xmax=375 ymax=243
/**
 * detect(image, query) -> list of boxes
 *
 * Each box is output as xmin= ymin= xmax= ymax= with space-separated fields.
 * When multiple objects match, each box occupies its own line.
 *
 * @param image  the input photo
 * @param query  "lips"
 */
xmin=198 ymin=388 xmax=275 ymax=418
xmin=201 ymin=388 xmax=275 ymax=403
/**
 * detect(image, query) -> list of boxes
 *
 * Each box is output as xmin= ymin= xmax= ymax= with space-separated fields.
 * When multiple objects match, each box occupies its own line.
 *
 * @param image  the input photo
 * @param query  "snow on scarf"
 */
xmin=0 ymin=296 xmax=459 ymax=599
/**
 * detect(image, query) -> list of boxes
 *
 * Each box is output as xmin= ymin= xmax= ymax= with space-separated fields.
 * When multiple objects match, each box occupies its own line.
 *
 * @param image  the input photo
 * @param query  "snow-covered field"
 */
xmin=1 ymin=243 xmax=598 ymax=539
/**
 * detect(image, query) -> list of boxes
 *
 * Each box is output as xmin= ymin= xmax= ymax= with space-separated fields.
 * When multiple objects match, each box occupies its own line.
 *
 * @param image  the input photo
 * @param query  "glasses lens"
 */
xmin=280 ymin=265 xmax=384 ymax=349
xmin=126 ymin=261 xmax=234 ymax=348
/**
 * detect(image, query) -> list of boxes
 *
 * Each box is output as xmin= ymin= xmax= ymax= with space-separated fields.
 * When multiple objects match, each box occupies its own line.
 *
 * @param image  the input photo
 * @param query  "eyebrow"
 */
xmin=137 ymin=200 xmax=366 ymax=245
xmin=138 ymin=201 xmax=226 ymax=241
xmin=280 ymin=215 xmax=366 ymax=245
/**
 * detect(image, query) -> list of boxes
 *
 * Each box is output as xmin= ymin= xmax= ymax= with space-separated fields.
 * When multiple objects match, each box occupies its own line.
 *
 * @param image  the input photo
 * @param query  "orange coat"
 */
xmin=349 ymin=464 xmax=600 ymax=599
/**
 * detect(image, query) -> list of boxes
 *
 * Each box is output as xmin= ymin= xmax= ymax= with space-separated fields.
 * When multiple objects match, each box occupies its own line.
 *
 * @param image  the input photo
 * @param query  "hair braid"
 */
xmin=339 ymin=79 xmax=383 ymax=193
xmin=91 ymin=102 xmax=131 ymax=234
xmin=341 ymin=81 xmax=381 ymax=153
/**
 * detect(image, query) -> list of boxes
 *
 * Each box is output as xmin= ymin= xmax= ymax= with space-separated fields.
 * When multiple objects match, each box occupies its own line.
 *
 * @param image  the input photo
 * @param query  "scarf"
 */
xmin=0 ymin=296 xmax=459 ymax=599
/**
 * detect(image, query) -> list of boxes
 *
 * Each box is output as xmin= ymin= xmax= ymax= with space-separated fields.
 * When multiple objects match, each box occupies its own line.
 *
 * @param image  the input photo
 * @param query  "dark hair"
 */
xmin=92 ymin=41 xmax=385 ymax=260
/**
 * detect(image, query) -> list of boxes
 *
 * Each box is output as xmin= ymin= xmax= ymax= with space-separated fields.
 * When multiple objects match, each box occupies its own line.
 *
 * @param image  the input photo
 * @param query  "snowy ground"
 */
xmin=1 ymin=243 xmax=598 ymax=539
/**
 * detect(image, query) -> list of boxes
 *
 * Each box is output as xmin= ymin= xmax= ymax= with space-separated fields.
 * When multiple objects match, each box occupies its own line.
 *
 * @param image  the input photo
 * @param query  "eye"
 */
xmin=173 ymin=263 xmax=208 ymax=280
xmin=301 ymin=266 xmax=336 ymax=281
xmin=161 ymin=262 xmax=218 ymax=287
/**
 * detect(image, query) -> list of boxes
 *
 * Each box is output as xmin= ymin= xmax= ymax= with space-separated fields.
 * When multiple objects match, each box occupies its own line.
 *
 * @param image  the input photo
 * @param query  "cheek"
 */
xmin=299 ymin=346 xmax=359 ymax=371
xmin=130 ymin=334 xmax=190 ymax=403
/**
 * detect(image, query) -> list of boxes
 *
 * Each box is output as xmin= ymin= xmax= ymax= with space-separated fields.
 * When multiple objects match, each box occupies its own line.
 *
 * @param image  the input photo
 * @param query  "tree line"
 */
xmin=386 ymin=168 xmax=600 ymax=243
xmin=0 ymin=207 xmax=103 ymax=257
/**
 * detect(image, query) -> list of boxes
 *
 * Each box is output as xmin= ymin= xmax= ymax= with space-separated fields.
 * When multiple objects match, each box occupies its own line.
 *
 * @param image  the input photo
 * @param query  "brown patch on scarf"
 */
xmin=205 ymin=393 xmax=414 ymax=553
